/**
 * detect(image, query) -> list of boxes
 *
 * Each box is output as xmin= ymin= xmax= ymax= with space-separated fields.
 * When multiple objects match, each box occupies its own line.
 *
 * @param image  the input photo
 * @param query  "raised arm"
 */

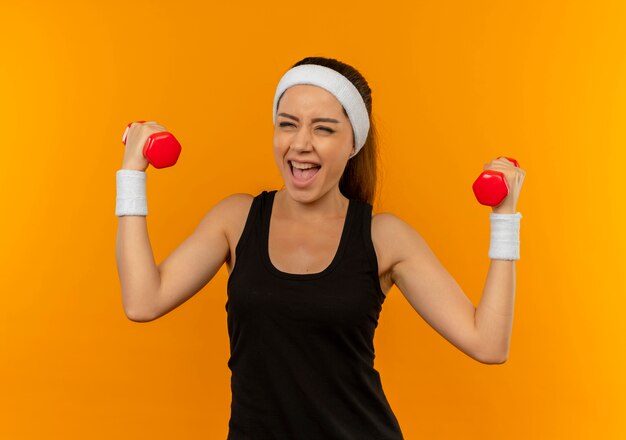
xmin=116 ymin=193 xmax=249 ymax=322
xmin=372 ymin=212 xmax=512 ymax=364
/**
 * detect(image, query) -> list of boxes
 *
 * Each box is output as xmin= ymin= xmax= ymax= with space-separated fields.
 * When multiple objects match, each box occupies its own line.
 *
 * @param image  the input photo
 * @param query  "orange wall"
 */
xmin=1 ymin=0 xmax=624 ymax=438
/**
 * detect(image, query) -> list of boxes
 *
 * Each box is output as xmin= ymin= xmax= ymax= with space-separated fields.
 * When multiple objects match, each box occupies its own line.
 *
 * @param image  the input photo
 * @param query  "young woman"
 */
xmin=116 ymin=56 xmax=525 ymax=439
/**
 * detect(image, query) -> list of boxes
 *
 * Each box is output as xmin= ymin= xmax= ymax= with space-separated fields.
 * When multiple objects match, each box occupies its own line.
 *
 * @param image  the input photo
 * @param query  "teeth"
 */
xmin=290 ymin=160 xmax=320 ymax=170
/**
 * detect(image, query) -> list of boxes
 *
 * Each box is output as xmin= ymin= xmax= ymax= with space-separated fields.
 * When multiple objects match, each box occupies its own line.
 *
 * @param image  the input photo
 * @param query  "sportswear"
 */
xmin=226 ymin=190 xmax=404 ymax=439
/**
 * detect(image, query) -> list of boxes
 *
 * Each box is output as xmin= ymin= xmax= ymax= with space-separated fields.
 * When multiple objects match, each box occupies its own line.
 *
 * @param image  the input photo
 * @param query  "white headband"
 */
xmin=272 ymin=64 xmax=370 ymax=159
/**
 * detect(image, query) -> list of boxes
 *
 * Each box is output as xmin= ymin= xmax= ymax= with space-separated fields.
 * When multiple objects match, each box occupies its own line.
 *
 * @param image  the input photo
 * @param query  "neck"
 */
xmin=275 ymin=186 xmax=349 ymax=222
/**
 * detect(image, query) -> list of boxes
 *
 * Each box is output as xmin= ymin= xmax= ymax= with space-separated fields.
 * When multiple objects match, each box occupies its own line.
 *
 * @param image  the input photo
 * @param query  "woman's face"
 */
xmin=273 ymin=84 xmax=355 ymax=203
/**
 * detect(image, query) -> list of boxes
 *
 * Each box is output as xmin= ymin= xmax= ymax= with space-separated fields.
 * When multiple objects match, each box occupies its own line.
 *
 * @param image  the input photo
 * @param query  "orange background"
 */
xmin=1 ymin=0 xmax=625 ymax=438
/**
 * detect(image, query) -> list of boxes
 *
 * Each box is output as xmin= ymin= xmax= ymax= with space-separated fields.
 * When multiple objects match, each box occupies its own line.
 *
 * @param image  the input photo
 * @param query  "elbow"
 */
xmin=125 ymin=312 xmax=155 ymax=323
xmin=474 ymin=354 xmax=508 ymax=365
xmin=473 ymin=347 xmax=509 ymax=365
xmin=121 ymin=290 xmax=158 ymax=322
xmin=124 ymin=309 xmax=154 ymax=322
xmin=123 ymin=303 xmax=157 ymax=323
xmin=483 ymin=355 xmax=508 ymax=365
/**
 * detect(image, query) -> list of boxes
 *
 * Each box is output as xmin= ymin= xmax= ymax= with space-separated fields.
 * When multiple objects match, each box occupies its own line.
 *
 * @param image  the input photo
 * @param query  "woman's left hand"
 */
xmin=484 ymin=157 xmax=526 ymax=214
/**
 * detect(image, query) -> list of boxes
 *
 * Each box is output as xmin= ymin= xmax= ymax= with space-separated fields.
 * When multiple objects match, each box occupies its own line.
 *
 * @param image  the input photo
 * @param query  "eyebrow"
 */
xmin=277 ymin=112 xmax=340 ymax=124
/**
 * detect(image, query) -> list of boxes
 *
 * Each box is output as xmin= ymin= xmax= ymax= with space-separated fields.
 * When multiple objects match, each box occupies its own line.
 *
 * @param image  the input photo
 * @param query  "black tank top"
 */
xmin=225 ymin=190 xmax=404 ymax=439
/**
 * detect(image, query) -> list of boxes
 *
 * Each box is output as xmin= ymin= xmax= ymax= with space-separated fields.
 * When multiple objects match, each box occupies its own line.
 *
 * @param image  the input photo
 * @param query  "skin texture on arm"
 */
xmin=474 ymin=259 xmax=515 ymax=363
xmin=373 ymin=212 xmax=493 ymax=363
xmin=374 ymin=212 xmax=512 ymax=364
xmin=474 ymin=157 xmax=525 ymax=362
xmin=374 ymin=157 xmax=526 ymax=364
xmin=375 ymin=158 xmax=525 ymax=364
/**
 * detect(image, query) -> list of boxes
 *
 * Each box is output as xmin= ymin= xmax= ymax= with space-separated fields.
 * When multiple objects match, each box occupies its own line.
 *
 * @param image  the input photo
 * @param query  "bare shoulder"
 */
xmin=372 ymin=211 xmax=420 ymax=245
xmin=371 ymin=211 xmax=430 ymax=281
xmin=192 ymin=193 xmax=253 ymax=239
xmin=208 ymin=193 xmax=254 ymax=230
xmin=208 ymin=194 xmax=255 ymax=266
xmin=216 ymin=193 xmax=255 ymax=214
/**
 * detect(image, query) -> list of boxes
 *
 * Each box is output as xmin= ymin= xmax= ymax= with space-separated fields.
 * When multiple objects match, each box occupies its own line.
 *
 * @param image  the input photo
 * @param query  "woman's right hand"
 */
xmin=122 ymin=121 xmax=168 ymax=171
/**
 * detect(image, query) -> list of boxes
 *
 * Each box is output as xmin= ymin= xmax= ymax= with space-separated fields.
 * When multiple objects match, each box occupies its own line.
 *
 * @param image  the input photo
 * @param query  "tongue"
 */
xmin=293 ymin=166 xmax=320 ymax=180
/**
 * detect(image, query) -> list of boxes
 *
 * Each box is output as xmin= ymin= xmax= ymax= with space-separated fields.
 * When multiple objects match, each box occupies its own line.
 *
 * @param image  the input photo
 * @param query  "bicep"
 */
xmin=382 ymin=214 xmax=481 ymax=360
xmin=153 ymin=194 xmax=247 ymax=320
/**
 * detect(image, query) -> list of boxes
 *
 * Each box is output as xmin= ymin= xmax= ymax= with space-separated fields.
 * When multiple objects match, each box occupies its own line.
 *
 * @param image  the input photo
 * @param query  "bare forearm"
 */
xmin=474 ymin=259 xmax=516 ymax=362
xmin=115 ymin=216 xmax=161 ymax=320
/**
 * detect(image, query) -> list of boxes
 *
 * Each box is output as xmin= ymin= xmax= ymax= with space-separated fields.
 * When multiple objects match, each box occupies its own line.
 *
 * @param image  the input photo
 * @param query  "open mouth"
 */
xmin=289 ymin=160 xmax=321 ymax=183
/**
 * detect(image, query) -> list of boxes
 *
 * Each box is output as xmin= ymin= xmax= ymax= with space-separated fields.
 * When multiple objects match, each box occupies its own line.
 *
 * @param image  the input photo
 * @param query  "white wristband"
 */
xmin=488 ymin=212 xmax=522 ymax=260
xmin=116 ymin=169 xmax=147 ymax=216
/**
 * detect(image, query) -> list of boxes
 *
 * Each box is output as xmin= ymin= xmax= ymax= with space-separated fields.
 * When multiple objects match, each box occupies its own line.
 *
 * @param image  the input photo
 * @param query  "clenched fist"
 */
xmin=122 ymin=121 xmax=169 ymax=171
xmin=483 ymin=157 xmax=526 ymax=214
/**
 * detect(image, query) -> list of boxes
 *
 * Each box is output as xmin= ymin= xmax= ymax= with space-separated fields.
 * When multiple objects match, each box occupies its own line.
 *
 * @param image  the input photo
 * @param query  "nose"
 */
xmin=289 ymin=126 xmax=314 ymax=153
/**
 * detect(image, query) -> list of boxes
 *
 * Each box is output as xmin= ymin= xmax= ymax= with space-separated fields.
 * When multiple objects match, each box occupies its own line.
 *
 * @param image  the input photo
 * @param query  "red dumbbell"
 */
xmin=472 ymin=157 xmax=520 ymax=206
xmin=122 ymin=120 xmax=182 ymax=169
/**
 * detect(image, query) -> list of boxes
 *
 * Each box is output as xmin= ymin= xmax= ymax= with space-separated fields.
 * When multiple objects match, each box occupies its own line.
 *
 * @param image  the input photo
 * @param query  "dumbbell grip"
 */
xmin=121 ymin=121 xmax=182 ymax=169
xmin=121 ymin=120 xmax=147 ymax=145
xmin=472 ymin=157 xmax=520 ymax=207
